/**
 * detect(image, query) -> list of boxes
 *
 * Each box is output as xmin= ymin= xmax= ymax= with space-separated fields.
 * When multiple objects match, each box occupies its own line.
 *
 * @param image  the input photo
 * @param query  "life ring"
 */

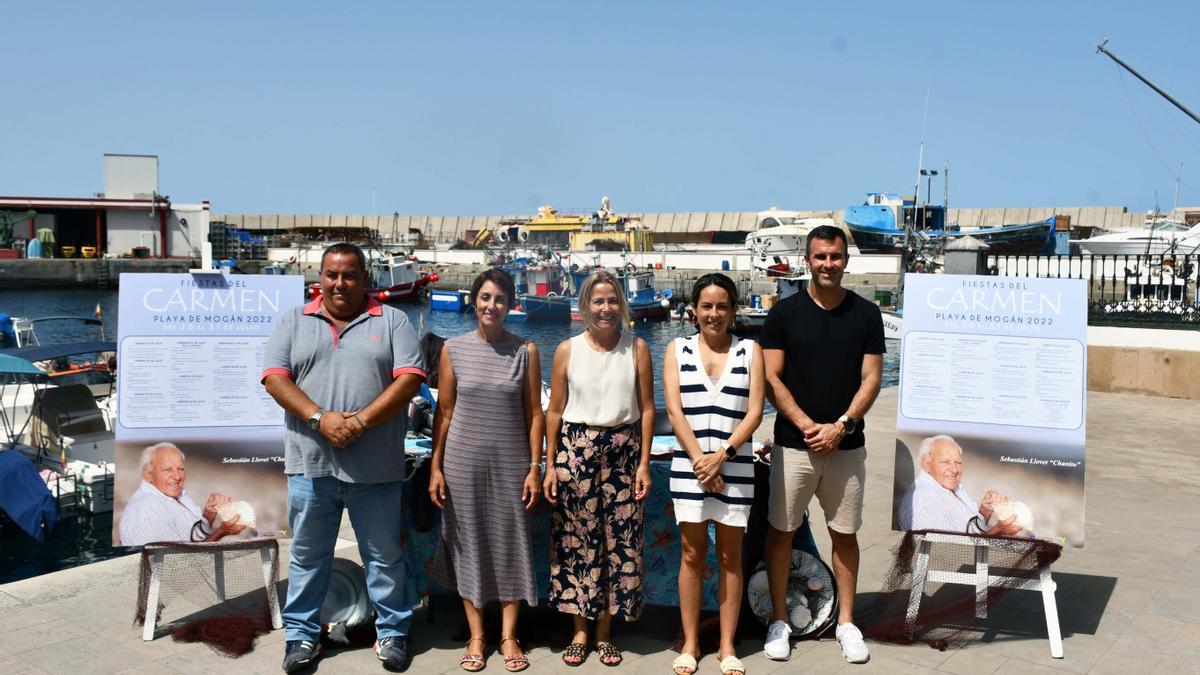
xmin=288 ymin=256 xmax=297 ymax=264
xmin=625 ymin=262 xmax=636 ymax=272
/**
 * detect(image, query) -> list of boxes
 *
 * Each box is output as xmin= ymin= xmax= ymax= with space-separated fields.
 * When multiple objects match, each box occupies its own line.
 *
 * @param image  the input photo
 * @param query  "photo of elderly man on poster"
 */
xmin=897 ymin=435 xmax=1027 ymax=537
xmin=118 ymin=441 xmax=250 ymax=546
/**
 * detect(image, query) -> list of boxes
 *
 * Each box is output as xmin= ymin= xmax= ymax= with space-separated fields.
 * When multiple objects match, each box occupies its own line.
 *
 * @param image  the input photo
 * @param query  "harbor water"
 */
xmin=0 ymin=287 xmax=899 ymax=583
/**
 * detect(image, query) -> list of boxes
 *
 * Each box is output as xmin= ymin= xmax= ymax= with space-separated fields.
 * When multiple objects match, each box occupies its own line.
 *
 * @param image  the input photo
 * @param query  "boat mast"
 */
xmin=1174 ymin=162 xmax=1182 ymax=213
xmin=942 ymin=160 xmax=949 ymax=258
xmin=900 ymin=80 xmax=933 ymax=305
xmin=1097 ymin=37 xmax=1200 ymax=127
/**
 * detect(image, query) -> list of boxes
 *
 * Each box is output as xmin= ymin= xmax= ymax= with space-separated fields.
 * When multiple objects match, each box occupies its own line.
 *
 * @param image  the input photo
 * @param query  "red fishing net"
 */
xmin=134 ymin=539 xmax=280 ymax=657
xmin=860 ymin=530 xmax=1062 ymax=650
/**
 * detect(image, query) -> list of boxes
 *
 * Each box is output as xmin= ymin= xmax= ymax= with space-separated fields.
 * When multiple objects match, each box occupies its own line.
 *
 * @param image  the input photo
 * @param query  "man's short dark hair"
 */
xmin=805 ymin=225 xmax=849 ymax=256
xmin=321 ymin=243 xmax=368 ymax=273
xmin=470 ymin=267 xmax=518 ymax=307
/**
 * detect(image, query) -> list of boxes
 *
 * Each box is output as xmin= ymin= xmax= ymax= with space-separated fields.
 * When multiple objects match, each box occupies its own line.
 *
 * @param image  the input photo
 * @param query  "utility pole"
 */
xmin=943 ymin=160 xmax=949 ymax=213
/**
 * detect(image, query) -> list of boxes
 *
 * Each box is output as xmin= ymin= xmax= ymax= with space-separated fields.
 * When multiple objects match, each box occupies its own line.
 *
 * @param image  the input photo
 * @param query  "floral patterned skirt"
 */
xmin=549 ymin=422 xmax=645 ymax=621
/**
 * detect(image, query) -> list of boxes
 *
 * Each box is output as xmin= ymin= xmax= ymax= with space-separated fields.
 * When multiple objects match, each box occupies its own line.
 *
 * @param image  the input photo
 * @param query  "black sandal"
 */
xmin=595 ymin=641 xmax=623 ymax=667
xmin=561 ymin=642 xmax=588 ymax=667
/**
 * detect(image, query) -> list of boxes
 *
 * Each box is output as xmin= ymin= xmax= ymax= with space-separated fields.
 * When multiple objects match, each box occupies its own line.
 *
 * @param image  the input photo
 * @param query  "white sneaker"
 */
xmin=764 ymin=619 xmax=792 ymax=660
xmin=835 ymin=622 xmax=870 ymax=664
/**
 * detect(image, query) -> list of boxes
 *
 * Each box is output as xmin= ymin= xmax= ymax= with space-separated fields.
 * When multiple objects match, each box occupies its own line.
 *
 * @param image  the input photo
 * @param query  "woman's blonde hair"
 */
xmin=577 ymin=269 xmax=632 ymax=331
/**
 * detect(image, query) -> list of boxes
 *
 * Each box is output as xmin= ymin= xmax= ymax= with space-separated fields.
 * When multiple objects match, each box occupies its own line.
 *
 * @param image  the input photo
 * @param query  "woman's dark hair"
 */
xmin=469 ymin=267 xmax=517 ymax=306
xmin=690 ymin=272 xmax=739 ymax=307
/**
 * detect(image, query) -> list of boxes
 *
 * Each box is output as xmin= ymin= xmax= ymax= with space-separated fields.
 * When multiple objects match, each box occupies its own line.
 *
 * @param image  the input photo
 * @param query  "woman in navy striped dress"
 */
xmin=663 ymin=273 xmax=764 ymax=675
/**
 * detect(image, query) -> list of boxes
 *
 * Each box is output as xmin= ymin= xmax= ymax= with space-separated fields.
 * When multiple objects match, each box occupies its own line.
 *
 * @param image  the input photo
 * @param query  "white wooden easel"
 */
xmin=904 ymin=532 xmax=1063 ymax=658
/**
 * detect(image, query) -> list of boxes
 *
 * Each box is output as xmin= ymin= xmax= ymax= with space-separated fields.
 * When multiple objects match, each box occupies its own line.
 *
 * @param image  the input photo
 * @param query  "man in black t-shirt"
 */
xmin=758 ymin=225 xmax=885 ymax=665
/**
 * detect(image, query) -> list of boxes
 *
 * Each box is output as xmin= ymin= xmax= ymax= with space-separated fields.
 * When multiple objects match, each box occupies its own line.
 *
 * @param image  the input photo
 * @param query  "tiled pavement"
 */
xmin=1 ymin=388 xmax=1197 ymax=674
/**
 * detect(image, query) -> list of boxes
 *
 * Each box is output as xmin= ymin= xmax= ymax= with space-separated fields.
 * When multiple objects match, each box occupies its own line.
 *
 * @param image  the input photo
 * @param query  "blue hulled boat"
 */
xmin=429 ymin=289 xmax=471 ymax=312
xmin=567 ymin=268 xmax=673 ymax=322
xmin=844 ymin=193 xmax=1056 ymax=254
xmin=522 ymin=295 xmax=573 ymax=320
xmin=518 ymin=262 xmax=572 ymax=321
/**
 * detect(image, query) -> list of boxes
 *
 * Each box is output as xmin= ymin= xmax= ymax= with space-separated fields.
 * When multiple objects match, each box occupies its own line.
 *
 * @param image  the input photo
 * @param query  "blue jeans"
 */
xmin=283 ymin=475 xmax=411 ymax=641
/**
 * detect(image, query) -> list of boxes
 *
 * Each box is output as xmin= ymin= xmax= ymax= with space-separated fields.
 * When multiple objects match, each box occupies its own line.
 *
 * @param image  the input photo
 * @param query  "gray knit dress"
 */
xmin=431 ymin=331 xmax=538 ymax=608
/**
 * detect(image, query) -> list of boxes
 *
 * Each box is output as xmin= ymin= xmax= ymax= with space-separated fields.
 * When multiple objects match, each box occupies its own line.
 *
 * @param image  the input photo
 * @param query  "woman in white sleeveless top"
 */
xmin=543 ymin=270 xmax=655 ymax=667
xmin=663 ymin=273 xmax=764 ymax=675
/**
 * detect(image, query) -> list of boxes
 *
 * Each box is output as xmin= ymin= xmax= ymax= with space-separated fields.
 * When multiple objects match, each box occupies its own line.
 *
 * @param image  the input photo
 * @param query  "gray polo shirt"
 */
xmin=262 ymin=295 xmax=425 ymax=483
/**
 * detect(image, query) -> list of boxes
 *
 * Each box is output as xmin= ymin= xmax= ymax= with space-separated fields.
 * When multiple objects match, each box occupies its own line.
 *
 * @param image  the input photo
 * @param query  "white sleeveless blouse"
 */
xmin=561 ymin=331 xmax=640 ymax=427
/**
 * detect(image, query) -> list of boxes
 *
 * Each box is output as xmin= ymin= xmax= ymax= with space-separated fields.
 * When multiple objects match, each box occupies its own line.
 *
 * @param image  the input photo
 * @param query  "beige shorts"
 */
xmin=768 ymin=444 xmax=866 ymax=534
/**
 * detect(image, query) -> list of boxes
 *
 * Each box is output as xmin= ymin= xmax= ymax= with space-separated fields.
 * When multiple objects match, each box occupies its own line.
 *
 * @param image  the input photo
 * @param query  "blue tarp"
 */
xmin=0 ymin=353 xmax=48 ymax=378
xmin=0 ymin=450 xmax=59 ymax=541
xmin=0 ymin=341 xmax=116 ymax=363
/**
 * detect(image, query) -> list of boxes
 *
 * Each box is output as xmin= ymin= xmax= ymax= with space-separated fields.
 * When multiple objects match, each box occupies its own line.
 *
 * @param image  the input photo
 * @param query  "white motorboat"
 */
xmin=1 ymin=335 xmax=117 ymax=515
xmin=1074 ymin=220 xmax=1200 ymax=256
xmin=881 ymin=309 xmax=902 ymax=340
xmin=744 ymin=207 xmax=837 ymax=257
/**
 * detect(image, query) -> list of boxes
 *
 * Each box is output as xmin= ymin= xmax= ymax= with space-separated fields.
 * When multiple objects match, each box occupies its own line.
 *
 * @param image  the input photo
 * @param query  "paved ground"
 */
xmin=1 ymin=387 xmax=1198 ymax=674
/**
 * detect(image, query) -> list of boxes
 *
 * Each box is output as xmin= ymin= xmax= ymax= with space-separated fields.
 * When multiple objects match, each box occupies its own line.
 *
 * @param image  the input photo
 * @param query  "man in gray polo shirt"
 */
xmin=262 ymin=242 xmax=425 ymax=673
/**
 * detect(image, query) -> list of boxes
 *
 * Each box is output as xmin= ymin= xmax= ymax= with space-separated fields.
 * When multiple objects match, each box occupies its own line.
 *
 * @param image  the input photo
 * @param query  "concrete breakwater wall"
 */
xmin=212 ymin=205 xmax=1150 ymax=243
xmin=1087 ymin=327 xmax=1200 ymax=399
xmin=0 ymin=258 xmax=197 ymax=288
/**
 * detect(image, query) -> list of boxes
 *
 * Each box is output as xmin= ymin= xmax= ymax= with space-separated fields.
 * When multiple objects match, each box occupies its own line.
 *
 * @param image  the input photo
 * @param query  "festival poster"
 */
xmin=892 ymin=274 xmax=1087 ymax=547
xmin=113 ymin=273 xmax=304 ymax=546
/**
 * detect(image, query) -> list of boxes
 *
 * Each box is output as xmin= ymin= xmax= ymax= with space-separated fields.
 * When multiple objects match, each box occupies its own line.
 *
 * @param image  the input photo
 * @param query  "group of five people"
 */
xmin=262 ymin=224 xmax=884 ymax=674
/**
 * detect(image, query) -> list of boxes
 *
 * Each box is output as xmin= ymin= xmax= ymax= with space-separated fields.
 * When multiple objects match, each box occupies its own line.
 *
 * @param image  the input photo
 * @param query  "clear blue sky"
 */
xmin=5 ymin=2 xmax=1200 ymax=216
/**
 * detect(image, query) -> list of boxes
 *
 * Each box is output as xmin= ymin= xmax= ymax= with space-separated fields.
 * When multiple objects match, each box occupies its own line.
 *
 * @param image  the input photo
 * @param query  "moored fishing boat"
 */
xmin=430 ymin=288 xmax=471 ymax=312
xmin=306 ymin=251 xmax=438 ymax=303
xmin=844 ymin=192 xmax=1056 ymax=254
xmin=518 ymin=261 xmax=572 ymax=321
xmin=569 ymin=268 xmax=673 ymax=322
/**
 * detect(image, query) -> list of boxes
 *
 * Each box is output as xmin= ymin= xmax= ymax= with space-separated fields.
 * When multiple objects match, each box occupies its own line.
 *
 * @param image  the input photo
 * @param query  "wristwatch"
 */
xmin=723 ymin=445 xmax=737 ymax=459
xmin=837 ymin=415 xmax=857 ymax=434
xmin=308 ymin=408 xmax=326 ymax=430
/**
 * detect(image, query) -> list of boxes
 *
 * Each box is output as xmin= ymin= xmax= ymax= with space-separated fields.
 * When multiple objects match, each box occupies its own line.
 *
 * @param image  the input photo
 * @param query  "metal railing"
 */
xmin=987 ymin=253 xmax=1199 ymax=328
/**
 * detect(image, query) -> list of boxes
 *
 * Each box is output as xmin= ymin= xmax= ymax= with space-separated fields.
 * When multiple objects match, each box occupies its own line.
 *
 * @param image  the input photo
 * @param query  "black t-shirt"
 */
xmin=759 ymin=288 xmax=886 ymax=450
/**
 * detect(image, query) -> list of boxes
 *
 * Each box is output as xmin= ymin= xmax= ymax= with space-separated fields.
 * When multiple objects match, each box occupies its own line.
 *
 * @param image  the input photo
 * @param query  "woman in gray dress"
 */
xmin=429 ymin=268 xmax=545 ymax=673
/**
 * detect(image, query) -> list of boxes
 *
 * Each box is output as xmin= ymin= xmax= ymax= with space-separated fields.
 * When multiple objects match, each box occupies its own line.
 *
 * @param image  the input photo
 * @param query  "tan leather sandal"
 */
xmin=499 ymin=637 xmax=529 ymax=673
xmin=460 ymin=636 xmax=486 ymax=672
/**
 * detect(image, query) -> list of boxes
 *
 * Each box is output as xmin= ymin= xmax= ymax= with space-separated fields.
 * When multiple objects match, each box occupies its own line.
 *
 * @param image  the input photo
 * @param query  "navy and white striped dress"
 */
xmin=669 ymin=335 xmax=756 ymax=528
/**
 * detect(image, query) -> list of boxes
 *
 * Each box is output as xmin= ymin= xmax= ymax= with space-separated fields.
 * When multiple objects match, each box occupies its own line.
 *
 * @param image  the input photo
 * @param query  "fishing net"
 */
xmin=134 ymin=539 xmax=280 ymax=657
xmin=859 ymin=530 xmax=1062 ymax=650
